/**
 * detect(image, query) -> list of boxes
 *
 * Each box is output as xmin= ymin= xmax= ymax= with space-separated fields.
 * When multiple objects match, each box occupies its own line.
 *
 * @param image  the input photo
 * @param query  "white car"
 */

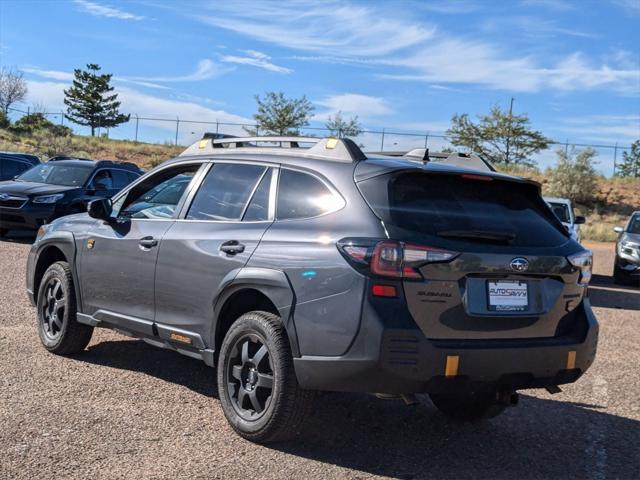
xmin=544 ymin=197 xmax=585 ymax=243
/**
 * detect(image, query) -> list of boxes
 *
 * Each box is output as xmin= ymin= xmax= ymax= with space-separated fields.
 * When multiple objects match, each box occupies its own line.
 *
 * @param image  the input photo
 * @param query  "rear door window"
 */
xmin=111 ymin=170 xmax=134 ymax=190
xmin=358 ymin=171 xmax=568 ymax=247
xmin=276 ymin=169 xmax=344 ymax=220
xmin=187 ymin=163 xmax=266 ymax=221
xmin=243 ymin=168 xmax=272 ymax=222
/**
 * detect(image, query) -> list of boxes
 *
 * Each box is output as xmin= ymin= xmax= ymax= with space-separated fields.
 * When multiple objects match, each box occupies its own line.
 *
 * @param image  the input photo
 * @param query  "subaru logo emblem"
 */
xmin=510 ymin=257 xmax=529 ymax=272
xmin=0 ymin=194 xmax=8 ymax=201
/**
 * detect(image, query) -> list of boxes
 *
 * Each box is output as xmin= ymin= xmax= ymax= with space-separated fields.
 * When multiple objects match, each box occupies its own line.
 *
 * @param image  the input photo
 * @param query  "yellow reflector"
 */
xmin=87 ymin=239 xmax=95 ymax=250
xmin=170 ymin=333 xmax=192 ymax=344
xmin=326 ymin=138 xmax=338 ymax=149
xmin=198 ymin=139 xmax=209 ymax=149
xmin=566 ymin=350 xmax=576 ymax=369
xmin=445 ymin=355 xmax=459 ymax=377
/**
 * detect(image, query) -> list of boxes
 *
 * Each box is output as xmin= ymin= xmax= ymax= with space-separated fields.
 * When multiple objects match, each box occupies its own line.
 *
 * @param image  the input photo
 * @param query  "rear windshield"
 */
xmin=358 ymin=172 xmax=568 ymax=248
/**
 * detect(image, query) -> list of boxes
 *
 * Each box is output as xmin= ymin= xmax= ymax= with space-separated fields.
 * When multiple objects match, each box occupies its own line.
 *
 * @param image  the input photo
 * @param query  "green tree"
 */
xmin=9 ymin=112 xmax=72 ymax=136
xmin=617 ymin=140 xmax=640 ymax=178
xmin=64 ymin=64 xmax=129 ymax=136
xmin=545 ymin=147 xmax=598 ymax=204
xmin=245 ymin=91 xmax=314 ymax=136
xmin=447 ymin=103 xmax=550 ymax=167
xmin=325 ymin=111 xmax=362 ymax=138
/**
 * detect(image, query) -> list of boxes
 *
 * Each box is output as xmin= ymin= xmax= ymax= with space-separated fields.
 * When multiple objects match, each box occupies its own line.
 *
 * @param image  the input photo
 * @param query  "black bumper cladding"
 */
xmin=293 ymin=300 xmax=598 ymax=394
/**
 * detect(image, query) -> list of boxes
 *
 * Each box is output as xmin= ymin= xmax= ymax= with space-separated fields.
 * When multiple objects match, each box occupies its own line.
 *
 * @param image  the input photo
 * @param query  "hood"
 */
xmin=0 ymin=181 xmax=79 ymax=197
xmin=622 ymin=232 xmax=640 ymax=244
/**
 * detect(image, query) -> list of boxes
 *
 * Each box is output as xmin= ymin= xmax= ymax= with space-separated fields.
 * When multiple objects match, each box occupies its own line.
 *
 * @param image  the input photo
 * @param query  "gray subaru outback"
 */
xmin=26 ymin=136 xmax=598 ymax=443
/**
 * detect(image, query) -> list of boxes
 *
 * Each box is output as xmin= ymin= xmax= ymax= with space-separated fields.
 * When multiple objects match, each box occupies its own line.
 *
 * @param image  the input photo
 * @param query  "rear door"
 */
xmin=357 ymin=170 xmax=584 ymax=340
xmin=153 ymin=161 xmax=275 ymax=345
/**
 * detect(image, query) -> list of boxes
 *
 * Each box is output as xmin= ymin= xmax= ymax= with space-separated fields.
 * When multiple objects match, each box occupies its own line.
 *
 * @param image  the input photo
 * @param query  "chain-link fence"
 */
xmin=5 ymin=106 xmax=634 ymax=176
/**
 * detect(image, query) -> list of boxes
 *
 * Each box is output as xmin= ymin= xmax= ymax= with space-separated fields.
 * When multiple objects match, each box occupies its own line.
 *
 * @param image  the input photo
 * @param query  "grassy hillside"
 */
xmin=1 ymin=128 xmax=637 ymax=242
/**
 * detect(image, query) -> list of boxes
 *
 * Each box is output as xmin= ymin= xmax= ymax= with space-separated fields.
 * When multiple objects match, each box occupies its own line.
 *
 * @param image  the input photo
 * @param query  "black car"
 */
xmin=0 ymin=151 xmax=41 ymax=181
xmin=0 ymin=158 xmax=142 ymax=236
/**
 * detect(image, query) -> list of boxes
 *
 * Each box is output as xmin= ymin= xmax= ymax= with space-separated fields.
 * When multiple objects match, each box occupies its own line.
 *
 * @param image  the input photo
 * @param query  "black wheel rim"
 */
xmin=226 ymin=333 xmax=274 ymax=420
xmin=41 ymin=278 xmax=65 ymax=340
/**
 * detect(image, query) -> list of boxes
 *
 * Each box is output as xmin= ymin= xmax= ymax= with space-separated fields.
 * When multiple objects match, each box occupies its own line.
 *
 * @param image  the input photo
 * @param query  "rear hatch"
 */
xmin=356 ymin=168 xmax=588 ymax=340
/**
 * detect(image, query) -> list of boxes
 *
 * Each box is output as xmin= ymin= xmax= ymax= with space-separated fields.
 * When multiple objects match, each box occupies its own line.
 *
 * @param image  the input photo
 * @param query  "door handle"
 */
xmin=220 ymin=240 xmax=245 ymax=255
xmin=139 ymin=236 xmax=158 ymax=249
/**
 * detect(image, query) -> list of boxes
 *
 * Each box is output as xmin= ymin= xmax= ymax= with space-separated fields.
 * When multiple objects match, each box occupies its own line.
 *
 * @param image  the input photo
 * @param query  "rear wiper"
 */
xmin=436 ymin=229 xmax=516 ymax=243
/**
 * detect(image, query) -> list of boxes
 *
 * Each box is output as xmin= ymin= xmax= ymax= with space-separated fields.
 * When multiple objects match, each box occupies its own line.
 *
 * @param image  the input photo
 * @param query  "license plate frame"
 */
xmin=486 ymin=280 xmax=529 ymax=312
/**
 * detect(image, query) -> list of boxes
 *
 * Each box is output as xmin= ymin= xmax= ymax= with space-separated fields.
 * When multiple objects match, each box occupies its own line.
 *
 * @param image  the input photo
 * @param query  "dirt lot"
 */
xmin=0 ymin=237 xmax=638 ymax=480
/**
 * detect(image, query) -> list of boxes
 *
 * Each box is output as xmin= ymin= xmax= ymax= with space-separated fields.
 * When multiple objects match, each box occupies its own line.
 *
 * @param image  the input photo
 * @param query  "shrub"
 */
xmin=544 ymin=147 xmax=598 ymax=204
xmin=9 ymin=113 xmax=72 ymax=136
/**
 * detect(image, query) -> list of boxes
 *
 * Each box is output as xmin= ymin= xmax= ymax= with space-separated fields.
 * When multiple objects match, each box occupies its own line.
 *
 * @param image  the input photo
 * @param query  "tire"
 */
xmin=217 ymin=311 xmax=313 ymax=443
xmin=0 ymin=228 xmax=8 ymax=237
xmin=36 ymin=261 xmax=93 ymax=355
xmin=429 ymin=390 xmax=507 ymax=421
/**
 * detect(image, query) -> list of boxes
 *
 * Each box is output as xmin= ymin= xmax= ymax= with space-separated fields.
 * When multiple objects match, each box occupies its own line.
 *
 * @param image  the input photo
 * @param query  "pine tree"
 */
xmin=64 ymin=64 xmax=129 ymax=136
xmin=325 ymin=111 xmax=362 ymax=138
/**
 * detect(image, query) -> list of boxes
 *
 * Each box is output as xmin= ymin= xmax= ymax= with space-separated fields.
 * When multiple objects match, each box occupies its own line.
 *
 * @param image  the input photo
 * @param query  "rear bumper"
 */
xmin=0 ymin=204 xmax=58 ymax=231
xmin=294 ymin=299 xmax=598 ymax=394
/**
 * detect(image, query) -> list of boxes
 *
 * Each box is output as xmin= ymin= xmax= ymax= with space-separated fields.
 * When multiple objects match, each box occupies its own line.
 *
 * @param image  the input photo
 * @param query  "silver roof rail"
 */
xmin=179 ymin=136 xmax=367 ymax=163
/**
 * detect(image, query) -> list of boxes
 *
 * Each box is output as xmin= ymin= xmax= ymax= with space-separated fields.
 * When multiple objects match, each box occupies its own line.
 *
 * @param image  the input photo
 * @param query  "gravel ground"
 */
xmin=0 ymin=235 xmax=638 ymax=480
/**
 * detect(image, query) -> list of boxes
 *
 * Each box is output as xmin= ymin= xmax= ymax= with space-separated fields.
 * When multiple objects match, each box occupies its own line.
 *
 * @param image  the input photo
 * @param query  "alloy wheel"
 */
xmin=41 ymin=278 xmax=65 ymax=340
xmin=226 ymin=333 xmax=274 ymax=420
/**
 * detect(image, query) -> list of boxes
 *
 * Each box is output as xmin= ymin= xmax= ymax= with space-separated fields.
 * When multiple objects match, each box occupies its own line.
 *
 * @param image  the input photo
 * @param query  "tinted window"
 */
xmin=276 ymin=169 xmax=343 ymax=220
xmin=17 ymin=163 xmax=93 ymax=186
xmin=243 ymin=169 xmax=272 ymax=222
xmin=116 ymin=165 xmax=199 ymax=220
xmin=111 ymin=170 xmax=133 ymax=190
xmin=187 ymin=163 xmax=266 ymax=221
xmin=549 ymin=202 xmax=571 ymax=223
xmin=358 ymin=172 xmax=568 ymax=248
xmin=2 ymin=159 xmax=30 ymax=178
xmin=628 ymin=215 xmax=640 ymax=234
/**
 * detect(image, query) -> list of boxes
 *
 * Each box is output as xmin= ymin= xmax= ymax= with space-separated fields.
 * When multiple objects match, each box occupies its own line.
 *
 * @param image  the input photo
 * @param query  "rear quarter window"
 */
xmin=358 ymin=171 xmax=568 ymax=248
xmin=276 ymin=169 xmax=344 ymax=220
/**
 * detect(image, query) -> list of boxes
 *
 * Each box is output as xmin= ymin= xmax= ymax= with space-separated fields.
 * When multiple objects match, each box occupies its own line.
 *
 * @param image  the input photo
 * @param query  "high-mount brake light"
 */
xmin=461 ymin=174 xmax=493 ymax=181
xmin=338 ymin=239 xmax=459 ymax=279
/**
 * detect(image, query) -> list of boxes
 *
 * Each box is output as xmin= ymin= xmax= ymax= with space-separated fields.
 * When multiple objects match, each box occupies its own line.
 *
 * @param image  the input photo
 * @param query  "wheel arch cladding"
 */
xmin=33 ymin=233 xmax=78 ymax=305
xmin=213 ymin=268 xmax=298 ymax=360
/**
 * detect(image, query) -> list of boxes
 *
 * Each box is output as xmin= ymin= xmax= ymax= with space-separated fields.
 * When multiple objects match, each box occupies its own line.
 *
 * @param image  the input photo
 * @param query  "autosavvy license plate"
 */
xmin=487 ymin=280 xmax=528 ymax=312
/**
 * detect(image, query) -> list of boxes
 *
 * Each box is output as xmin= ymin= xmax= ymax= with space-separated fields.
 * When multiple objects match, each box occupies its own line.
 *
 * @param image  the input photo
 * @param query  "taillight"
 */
xmin=567 ymin=249 xmax=592 ymax=286
xmin=338 ymin=239 xmax=458 ymax=279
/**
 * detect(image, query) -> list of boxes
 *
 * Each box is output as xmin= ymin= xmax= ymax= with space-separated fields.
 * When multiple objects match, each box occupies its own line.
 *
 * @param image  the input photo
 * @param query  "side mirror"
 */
xmin=88 ymin=198 xmax=112 ymax=221
xmin=613 ymin=226 xmax=624 ymax=234
xmin=574 ymin=216 xmax=586 ymax=225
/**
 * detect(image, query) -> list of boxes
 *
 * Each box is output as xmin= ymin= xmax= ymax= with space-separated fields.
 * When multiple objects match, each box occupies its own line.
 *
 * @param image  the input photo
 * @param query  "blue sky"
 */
xmin=0 ymin=0 xmax=639 ymax=174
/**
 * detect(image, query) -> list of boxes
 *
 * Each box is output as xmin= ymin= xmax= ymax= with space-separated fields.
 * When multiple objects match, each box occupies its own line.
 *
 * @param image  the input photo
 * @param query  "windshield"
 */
xmin=548 ymin=202 xmax=571 ymax=223
xmin=17 ymin=163 xmax=93 ymax=187
xmin=628 ymin=215 xmax=640 ymax=234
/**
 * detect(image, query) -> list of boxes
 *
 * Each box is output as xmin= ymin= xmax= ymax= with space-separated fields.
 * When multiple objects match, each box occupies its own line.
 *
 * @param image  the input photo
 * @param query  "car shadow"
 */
xmin=589 ymin=273 xmax=640 ymax=310
xmin=0 ymin=229 xmax=36 ymax=244
xmin=74 ymin=338 xmax=640 ymax=479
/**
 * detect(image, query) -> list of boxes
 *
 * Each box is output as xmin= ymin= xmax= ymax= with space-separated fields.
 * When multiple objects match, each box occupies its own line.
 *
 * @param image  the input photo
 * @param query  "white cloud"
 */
xmin=128 ymin=59 xmax=232 ymax=82
xmin=610 ymin=0 xmax=640 ymax=15
xmin=188 ymin=0 xmax=638 ymax=95
xmin=74 ymin=0 xmax=144 ymax=21
xmin=221 ymin=50 xmax=292 ymax=74
xmin=554 ymin=114 xmax=640 ymax=144
xmin=195 ymin=2 xmax=433 ymax=57
xmin=22 ymin=66 xmax=170 ymax=90
xmin=314 ymin=93 xmax=393 ymax=122
xmin=24 ymin=80 xmax=251 ymax=137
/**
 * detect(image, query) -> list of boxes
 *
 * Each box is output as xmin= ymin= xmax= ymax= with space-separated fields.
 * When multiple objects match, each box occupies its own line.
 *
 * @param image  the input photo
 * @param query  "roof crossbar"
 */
xmin=179 ymin=136 xmax=367 ymax=163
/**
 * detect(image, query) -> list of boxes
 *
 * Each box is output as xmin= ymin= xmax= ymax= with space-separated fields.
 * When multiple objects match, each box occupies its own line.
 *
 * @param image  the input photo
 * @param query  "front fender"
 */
xmin=28 ymin=229 xmax=80 ymax=308
xmin=211 ymin=267 xmax=300 ymax=356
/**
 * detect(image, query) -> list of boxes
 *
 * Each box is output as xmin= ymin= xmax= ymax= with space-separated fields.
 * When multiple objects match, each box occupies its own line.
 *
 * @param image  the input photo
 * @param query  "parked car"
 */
xmin=544 ymin=197 xmax=585 ymax=242
xmin=26 ymin=136 xmax=598 ymax=443
xmin=613 ymin=211 xmax=640 ymax=286
xmin=0 ymin=158 xmax=142 ymax=236
xmin=0 ymin=151 xmax=40 ymax=181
